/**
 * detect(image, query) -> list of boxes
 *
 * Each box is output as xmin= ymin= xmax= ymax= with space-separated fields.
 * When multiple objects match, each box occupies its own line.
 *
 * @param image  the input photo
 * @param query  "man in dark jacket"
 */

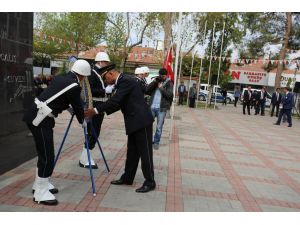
xmin=145 ymin=68 xmax=173 ymax=150
xmin=256 ymin=86 xmax=267 ymax=116
xmin=84 ymin=66 xmax=155 ymax=193
xmin=178 ymin=81 xmax=186 ymax=105
xmin=79 ymin=52 xmax=110 ymax=169
xmin=271 ymin=88 xmax=282 ymax=117
xmin=23 ymin=59 xmax=90 ymax=205
xmin=242 ymin=86 xmax=252 ymax=115
xmin=189 ymin=83 xmax=197 ymax=108
xmin=274 ymin=87 xmax=294 ymax=127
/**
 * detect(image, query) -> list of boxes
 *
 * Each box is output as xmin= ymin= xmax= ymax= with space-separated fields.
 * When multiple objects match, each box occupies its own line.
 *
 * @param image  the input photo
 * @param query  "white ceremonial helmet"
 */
xmin=135 ymin=67 xmax=142 ymax=75
xmin=71 ymin=59 xmax=91 ymax=76
xmin=95 ymin=52 xmax=110 ymax=62
xmin=141 ymin=66 xmax=150 ymax=74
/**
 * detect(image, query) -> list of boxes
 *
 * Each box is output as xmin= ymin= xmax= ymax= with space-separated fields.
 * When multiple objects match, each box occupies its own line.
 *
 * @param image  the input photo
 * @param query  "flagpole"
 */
xmin=187 ymin=50 xmax=197 ymax=107
xmin=169 ymin=12 xmax=183 ymax=141
xmin=205 ymin=21 xmax=216 ymax=110
xmin=196 ymin=20 xmax=207 ymax=109
xmin=177 ymin=51 xmax=183 ymax=91
xmin=214 ymin=21 xmax=225 ymax=109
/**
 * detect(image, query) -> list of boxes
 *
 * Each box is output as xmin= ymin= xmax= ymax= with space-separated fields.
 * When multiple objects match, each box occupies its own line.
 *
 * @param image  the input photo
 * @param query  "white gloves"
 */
xmin=82 ymin=120 xmax=87 ymax=128
xmin=105 ymin=85 xmax=114 ymax=94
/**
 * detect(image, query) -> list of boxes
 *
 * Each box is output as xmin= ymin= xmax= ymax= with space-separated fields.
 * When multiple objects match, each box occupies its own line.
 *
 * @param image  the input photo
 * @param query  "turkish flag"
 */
xmin=163 ymin=47 xmax=174 ymax=82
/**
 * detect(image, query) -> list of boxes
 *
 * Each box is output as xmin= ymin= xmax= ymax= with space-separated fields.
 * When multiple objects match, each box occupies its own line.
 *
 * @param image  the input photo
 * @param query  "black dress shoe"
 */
xmin=79 ymin=161 xmax=98 ymax=169
xmin=135 ymin=185 xmax=155 ymax=193
xmin=273 ymin=123 xmax=280 ymax=125
xmin=33 ymin=198 xmax=58 ymax=206
xmin=288 ymin=124 xmax=292 ymax=127
xmin=110 ymin=179 xmax=132 ymax=185
xmin=32 ymin=188 xmax=58 ymax=194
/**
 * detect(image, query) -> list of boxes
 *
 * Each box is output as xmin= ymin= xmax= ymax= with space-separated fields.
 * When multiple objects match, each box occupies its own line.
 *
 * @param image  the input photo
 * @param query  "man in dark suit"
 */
xmin=178 ymin=81 xmax=186 ymax=105
xmin=242 ymin=86 xmax=252 ymax=115
xmin=84 ymin=66 xmax=155 ymax=193
xmin=23 ymin=59 xmax=90 ymax=205
xmin=275 ymin=87 xmax=294 ymax=127
xmin=256 ymin=86 xmax=267 ymax=116
xmin=271 ymin=88 xmax=282 ymax=117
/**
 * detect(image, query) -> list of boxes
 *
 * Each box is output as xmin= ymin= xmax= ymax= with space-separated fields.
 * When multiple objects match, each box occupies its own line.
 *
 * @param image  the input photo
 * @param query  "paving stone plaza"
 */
xmin=0 ymin=104 xmax=300 ymax=212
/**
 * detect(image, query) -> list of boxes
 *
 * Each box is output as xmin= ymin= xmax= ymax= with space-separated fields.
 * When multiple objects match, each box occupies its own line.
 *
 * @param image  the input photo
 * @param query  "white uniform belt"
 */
xmin=92 ymin=97 xmax=107 ymax=102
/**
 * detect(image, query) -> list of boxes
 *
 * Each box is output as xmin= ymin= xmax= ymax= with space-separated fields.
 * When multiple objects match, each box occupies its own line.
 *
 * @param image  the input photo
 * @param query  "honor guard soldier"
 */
xmin=23 ymin=59 xmax=91 ymax=205
xmin=85 ymin=65 xmax=156 ymax=193
xmin=79 ymin=52 xmax=111 ymax=169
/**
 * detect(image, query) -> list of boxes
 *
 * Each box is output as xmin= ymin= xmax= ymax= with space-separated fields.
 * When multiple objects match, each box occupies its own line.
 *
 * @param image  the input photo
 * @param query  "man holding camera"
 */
xmin=146 ymin=68 xmax=173 ymax=150
xmin=23 ymin=60 xmax=90 ymax=205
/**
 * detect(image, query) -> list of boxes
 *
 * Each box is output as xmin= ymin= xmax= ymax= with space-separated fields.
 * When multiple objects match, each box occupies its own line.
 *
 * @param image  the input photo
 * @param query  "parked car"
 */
xmin=198 ymin=90 xmax=227 ymax=103
xmin=198 ymin=89 xmax=234 ymax=104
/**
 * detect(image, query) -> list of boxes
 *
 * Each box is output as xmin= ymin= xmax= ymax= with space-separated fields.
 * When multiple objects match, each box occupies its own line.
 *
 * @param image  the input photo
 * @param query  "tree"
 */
xmin=198 ymin=13 xmax=246 ymax=86
xmin=106 ymin=12 xmax=161 ymax=72
xmin=35 ymin=12 xmax=107 ymax=56
xmin=241 ymin=13 xmax=300 ymax=90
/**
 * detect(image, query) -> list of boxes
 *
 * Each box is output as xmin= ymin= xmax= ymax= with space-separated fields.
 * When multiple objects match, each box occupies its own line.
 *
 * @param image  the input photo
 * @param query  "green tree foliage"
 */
xmin=196 ymin=13 xmax=245 ymax=85
xmin=106 ymin=12 xmax=161 ymax=72
xmin=34 ymin=12 xmax=107 ymax=56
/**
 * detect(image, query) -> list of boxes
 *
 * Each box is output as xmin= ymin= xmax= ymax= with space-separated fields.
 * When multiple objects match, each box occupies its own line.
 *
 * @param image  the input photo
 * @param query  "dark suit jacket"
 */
xmin=95 ymin=74 xmax=154 ymax=135
xmin=271 ymin=92 xmax=282 ymax=105
xmin=259 ymin=91 xmax=267 ymax=102
xmin=243 ymin=90 xmax=252 ymax=103
xmin=178 ymin=84 xmax=186 ymax=95
xmin=282 ymin=92 xmax=294 ymax=109
xmin=135 ymin=77 xmax=147 ymax=94
xmin=89 ymin=67 xmax=106 ymax=98
xmin=23 ymin=72 xmax=84 ymax=128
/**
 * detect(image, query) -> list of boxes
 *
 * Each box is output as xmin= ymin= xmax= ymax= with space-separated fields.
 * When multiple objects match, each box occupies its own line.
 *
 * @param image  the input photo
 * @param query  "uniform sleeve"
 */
xmin=96 ymin=79 xmax=133 ymax=115
xmin=88 ymin=74 xmax=105 ymax=98
xmin=145 ymin=80 xmax=159 ymax=95
xmin=66 ymin=86 xmax=84 ymax=124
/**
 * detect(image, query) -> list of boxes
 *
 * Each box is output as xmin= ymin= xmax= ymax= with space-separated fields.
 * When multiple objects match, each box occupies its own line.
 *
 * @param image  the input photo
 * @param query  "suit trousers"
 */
xmin=189 ymin=97 xmax=196 ymax=108
xmin=271 ymin=103 xmax=279 ymax=117
xmin=178 ymin=93 xmax=184 ymax=105
xmin=85 ymin=101 xmax=105 ymax=150
xmin=277 ymin=108 xmax=292 ymax=126
xmin=121 ymin=124 xmax=155 ymax=186
xmin=243 ymin=101 xmax=250 ymax=115
xmin=27 ymin=123 xmax=54 ymax=178
xmin=255 ymin=100 xmax=265 ymax=115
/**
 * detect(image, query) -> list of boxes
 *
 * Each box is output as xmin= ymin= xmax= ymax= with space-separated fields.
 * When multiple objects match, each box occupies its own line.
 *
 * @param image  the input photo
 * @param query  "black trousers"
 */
xmin=178 ymin=93 xmax=184 ymax=105
xmin=189 ymin=97 xmax=196 ymax=108
xmin=234 ymin=97 xmax=239 ymax=107
xmin=243 ymin=101 xmax=250 ymax=115
xmin=85 ymin=101 xmax=105 ymax=150
xmin=121 ymin=124 xmax=155 ymax=186
xmin=271 ymin=103 xmax=279 ymax=117
xmin=256 ymin=100 xmax=266 ymax=115
xmin=277 ymin=108 xmax=292 ymax=126
xmin=27 ymin=123 xmax=54 ymax=178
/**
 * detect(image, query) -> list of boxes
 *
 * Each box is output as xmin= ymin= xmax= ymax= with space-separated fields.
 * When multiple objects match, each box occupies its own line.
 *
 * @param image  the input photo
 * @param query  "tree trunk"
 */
xmin=163 ymin=12 xmax=172 ymax=58
xmin=275 ymin=12 xmax=292 ymax=90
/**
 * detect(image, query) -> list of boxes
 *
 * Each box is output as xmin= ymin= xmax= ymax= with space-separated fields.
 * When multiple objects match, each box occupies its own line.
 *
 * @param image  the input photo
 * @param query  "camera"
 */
xmin=155 ymin=76 xmax=164 ymax=83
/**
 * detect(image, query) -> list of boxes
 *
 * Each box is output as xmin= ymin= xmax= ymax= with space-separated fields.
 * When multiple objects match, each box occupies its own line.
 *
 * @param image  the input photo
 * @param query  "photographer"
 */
xmin=146 ymin=68 xmax=173 ymax=150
